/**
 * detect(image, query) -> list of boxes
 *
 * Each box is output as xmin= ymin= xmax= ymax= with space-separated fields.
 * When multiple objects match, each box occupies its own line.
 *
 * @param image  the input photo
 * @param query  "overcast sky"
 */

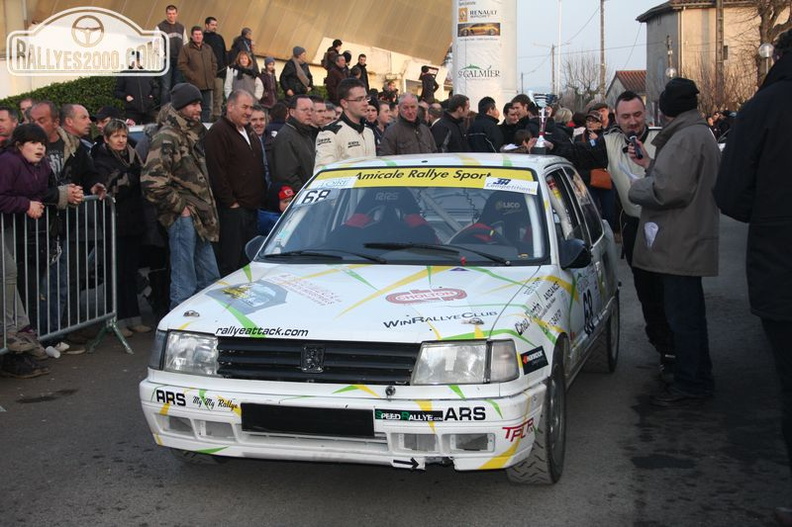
xmin=516 ymin=0 xmax=662 ymax=92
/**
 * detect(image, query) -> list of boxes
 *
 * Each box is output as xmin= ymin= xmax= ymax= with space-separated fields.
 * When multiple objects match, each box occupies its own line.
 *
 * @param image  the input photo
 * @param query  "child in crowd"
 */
xmin=257 ymin=183 xmax=294 ymax=236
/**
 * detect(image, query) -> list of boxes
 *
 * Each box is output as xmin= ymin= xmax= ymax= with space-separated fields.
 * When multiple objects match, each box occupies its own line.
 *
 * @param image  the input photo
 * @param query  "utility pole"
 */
xmin=715 ymin=0 xmax=725 ymax=108
xmin=599 ymin=0 xmax=606 ymax=99
xmin=557 ymin=0 xmax=562 ymax=95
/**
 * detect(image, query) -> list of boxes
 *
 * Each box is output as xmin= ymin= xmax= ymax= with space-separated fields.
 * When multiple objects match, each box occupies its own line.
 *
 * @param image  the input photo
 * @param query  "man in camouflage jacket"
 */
xmin=142 ymin=83 xmax=220 ymax=309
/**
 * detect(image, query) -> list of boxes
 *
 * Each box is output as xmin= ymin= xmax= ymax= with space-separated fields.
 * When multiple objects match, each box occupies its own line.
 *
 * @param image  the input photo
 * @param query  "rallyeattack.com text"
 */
xmin=215 ymin=326 xmax=309 ymax=337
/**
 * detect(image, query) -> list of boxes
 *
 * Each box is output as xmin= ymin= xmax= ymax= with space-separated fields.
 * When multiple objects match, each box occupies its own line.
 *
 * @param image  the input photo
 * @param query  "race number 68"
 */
xmin=301 ymin=189 xmax=331 ymax=204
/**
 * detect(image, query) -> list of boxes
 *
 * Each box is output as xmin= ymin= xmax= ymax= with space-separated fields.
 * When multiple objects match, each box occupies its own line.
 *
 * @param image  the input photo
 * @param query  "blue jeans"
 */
xmin=589 ymin=186 xmax=616 ymax=230
xmin=159 ymin=60 xmax=183 ymax=105
xmin=167 ymin=216 xmax=219 ymax=309
xmin=39 ymin=248 xmax=68 ymax=335
xmin=662 ymin=274 xmax=713 ymax=395
xmin=200 ymin=90 xmax=212 ymax=123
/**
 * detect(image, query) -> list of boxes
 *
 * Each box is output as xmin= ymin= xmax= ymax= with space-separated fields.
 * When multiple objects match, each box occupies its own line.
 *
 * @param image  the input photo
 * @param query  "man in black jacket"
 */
xmin=203 ymin=17 xmax=228 ymax=122
xmin=280 ymin=46 xmax=313 ymax=98
xmin=499 ymin=102 xmax=520 ymax=145
xmin=713 ymin=30 xmax=792 ymax=525
xmin=115 ymin=56 xmax=158 ymax=124
xmin=431 ymin=94 xmax=469 ymax=153
xmin=204 ymin=90 xmax=265 ymax=276
xmin=467 ymin=97 xmax=503 ymax=153
xmin=356 ymin=54 xmax=370 ymax=93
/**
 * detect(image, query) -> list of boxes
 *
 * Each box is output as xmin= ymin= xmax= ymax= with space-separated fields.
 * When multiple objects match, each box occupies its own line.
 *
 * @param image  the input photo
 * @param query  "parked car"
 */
xmin=139 ymin=153 xmax=620 ymax=484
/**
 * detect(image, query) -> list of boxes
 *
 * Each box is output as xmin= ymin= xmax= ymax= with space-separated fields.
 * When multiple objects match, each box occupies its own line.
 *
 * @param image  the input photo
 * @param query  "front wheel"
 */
xmin=506 ymin=338 xmax=567 ymax=484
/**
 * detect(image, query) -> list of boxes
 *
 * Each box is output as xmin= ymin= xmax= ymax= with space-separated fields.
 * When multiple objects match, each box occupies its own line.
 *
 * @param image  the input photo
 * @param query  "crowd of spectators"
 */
xmin=3 ymin=9 xmax=792 ymax=522
xmin=0 ymin=4 xmax=733 ymax=389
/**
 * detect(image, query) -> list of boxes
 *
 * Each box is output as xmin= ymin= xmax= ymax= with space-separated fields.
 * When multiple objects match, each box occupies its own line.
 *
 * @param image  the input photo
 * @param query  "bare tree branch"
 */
xmin=561 ymin=51 xmax=612 ymax=111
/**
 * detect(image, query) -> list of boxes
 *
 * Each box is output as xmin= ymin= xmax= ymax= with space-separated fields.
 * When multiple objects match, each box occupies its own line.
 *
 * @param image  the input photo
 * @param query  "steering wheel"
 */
xmin=449 ymin=224 xmax=511 ymax=245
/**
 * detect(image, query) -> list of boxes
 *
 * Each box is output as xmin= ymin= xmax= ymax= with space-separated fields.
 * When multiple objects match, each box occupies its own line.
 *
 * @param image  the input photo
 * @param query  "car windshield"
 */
xmin=259 ymin=165 xmax=549 ymax=266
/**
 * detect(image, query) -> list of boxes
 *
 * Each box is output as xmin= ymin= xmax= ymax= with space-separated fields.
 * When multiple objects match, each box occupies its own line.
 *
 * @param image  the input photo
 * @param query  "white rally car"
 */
xmin=140 ymin=153 xmax=619 ymax=484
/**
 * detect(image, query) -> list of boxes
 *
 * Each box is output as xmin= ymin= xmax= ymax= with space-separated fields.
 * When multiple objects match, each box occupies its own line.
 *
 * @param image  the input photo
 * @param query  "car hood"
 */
xmin=161 ymin=263 xmax=544 ymax=343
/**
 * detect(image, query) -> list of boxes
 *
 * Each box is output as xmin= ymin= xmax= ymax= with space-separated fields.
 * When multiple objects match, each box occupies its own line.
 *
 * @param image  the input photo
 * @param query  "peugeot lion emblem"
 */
xmin=301 ymin=345 xmax=325 ymax=373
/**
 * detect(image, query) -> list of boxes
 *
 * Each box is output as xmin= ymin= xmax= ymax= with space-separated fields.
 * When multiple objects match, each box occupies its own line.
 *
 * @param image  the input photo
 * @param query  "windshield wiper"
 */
xmin=365 ymin=242 xmax=510 ymax=265
xmin=264 ymin=249 xmax=386 ymax=264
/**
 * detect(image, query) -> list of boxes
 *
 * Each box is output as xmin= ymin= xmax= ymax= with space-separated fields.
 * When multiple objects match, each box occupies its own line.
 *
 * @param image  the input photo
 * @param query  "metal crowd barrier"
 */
xmin=1 ymin=196 xmax=132 ymax=356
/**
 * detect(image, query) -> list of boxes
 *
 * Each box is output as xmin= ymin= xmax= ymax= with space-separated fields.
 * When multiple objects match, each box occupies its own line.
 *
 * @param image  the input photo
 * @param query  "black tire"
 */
xmin=169 ymin=448 xmax=227 ymax=465
xmin=583 ymin=294 xmax=620 ymax=373
xmin=506 ymin=339 xmax=567 ymax=484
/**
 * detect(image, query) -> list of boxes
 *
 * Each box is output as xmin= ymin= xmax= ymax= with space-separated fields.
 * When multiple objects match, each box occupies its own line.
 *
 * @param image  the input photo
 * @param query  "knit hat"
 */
xmin=293 ymin=46 xmax=306 ymax=57
xmin=170 ymin=83 xmax=202 ymax=110
xmin=264 ymin=56 xmax=275 ymax=65
xmin=658 ymin=77 xmax=699 ymax=117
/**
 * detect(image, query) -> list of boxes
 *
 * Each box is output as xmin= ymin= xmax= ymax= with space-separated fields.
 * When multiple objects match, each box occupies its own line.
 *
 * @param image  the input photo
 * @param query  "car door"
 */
xmin=544 ymin=166 xmax=600 ymax=373
xmin=561 ymin=166 xmax=616 ymax=329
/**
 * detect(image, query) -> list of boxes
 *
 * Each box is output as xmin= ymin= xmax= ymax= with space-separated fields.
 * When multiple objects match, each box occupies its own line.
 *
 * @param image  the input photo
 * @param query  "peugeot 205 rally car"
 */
xmin=140 ymin=153 xmax=619 ymax=484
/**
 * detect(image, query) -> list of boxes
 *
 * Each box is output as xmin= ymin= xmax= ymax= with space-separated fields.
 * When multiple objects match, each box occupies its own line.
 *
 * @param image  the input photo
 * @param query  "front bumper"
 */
xmin=139 ymin=377 xmax=545 ymax=471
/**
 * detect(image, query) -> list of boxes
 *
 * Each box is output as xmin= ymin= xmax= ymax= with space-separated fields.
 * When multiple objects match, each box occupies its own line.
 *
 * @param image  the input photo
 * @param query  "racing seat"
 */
xmin=450 ymin=191 xmax=533 ymax=252
xmin=326 ymin=188 xmax=438 ymax=248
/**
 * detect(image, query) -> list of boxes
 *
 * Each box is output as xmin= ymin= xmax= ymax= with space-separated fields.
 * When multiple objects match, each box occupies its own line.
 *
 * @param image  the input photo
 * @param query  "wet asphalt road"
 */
xmin=0 ymin=216 xmax=788 ymax=527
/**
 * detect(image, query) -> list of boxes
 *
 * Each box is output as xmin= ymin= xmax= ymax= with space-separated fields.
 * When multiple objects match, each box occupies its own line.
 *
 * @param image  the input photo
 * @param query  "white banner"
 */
xmin=452 ymin=0 xmax=517 ymax=114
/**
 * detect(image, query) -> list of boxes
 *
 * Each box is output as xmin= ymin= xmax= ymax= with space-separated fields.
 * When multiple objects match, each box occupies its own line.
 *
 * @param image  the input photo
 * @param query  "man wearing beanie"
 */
xmin=280 ymin=46 xmax=313 ymax=98
xmin=714 ymin=30 xmax=792 ymax=525
xmin=142 ymin=83 xmax=220 ymax=309
xmin=627 ymin=77 xmax=720 ymax=407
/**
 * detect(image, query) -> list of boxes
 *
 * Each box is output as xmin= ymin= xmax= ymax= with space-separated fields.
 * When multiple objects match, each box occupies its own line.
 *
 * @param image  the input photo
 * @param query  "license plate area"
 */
xmin=241 ymin=404 xmax=375 ymax=438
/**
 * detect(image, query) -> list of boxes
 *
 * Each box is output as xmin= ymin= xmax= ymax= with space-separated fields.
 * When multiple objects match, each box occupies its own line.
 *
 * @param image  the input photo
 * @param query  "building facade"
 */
xmin=638 ymin=0 xmax=766 ymax=117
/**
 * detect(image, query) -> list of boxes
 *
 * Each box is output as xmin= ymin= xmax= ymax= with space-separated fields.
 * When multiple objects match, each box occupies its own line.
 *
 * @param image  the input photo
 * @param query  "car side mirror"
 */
xmin=559 ymin=238 xmax=592 ymax=269
xmin=245 ymin=235 xmax=267 ymax=261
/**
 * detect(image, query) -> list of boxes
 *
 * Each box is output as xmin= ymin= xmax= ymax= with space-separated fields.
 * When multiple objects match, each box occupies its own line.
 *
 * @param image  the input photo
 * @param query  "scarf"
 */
xmin=235 ymin=66 xmax=257 ymax=80
xmin=292 ymin=58 xmax=310 ymax=90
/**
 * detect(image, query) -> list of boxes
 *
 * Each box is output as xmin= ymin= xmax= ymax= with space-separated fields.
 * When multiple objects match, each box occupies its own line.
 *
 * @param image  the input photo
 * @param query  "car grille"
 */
xmin=216 ymin=338 xmax=420 ymax=384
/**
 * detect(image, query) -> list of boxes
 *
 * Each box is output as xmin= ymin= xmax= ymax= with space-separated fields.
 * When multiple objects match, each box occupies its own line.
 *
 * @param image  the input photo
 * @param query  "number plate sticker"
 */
xmin=298 ymin=187 xmax=337 ymax=205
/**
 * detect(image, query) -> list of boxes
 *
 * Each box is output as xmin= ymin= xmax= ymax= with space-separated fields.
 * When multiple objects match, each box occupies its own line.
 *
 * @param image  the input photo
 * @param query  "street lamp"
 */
xmin=758 ymin=42 xmax=774 ymax=79
xmin=665 ymin=35 xmax=677 ymax=79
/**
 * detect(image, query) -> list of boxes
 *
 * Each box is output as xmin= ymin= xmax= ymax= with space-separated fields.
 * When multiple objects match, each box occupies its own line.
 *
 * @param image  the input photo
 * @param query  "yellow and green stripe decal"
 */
xmin=208 ymin=296 xmax=264 ymax=338
xmin=479 ymin=438 xmax=521 ymax=470
xmin=336 ymin=266 xmax=454 ymax=317
xmin=333 ymin=385 xmax=380 ymax=397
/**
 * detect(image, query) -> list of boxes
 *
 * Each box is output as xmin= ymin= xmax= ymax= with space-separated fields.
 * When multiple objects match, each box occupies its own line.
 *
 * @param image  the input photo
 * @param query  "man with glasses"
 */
xmin=315 ymin=78 xmax=376 ymax=169
xmin=271 ymin=95 xmax=316 ymax=192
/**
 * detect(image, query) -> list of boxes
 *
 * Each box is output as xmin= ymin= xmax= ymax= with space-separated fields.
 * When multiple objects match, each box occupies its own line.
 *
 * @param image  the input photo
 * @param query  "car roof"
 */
xmin=316 ymin=153 xmax=569 ymax=174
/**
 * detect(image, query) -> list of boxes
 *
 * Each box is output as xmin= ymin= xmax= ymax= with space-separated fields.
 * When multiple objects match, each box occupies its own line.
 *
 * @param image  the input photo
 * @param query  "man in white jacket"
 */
xmin=314 ymin=78 xmax=375 ymax=169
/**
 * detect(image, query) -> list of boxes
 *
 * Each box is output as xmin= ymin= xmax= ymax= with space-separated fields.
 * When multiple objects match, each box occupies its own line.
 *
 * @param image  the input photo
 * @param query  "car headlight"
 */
xmin=147 ymin=329 xmax=167 ymax=370
xmin=163 ymin=331 xmax=219 ymax=376
xmin=411 ymin=340 xmax=519 ymax=385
